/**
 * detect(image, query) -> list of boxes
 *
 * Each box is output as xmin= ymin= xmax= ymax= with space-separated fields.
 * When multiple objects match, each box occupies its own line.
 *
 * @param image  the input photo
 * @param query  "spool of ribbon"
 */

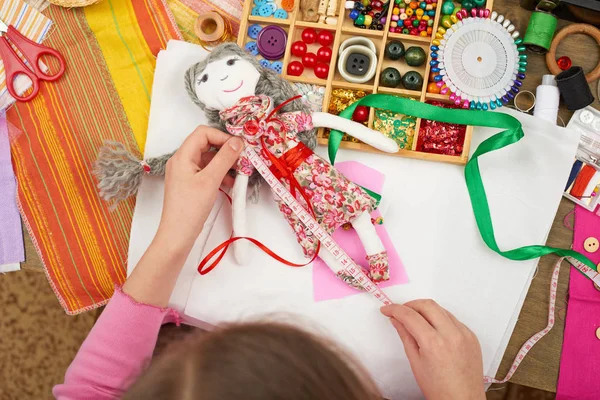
xmin=556 ymin=66 xmax=595 ymax=111
xmin=523 ymin=11 xmax=557 ymax=53
xmin=329 ymin=94 xmax=598 ymax=274
xmin=194 ymin=11 xmax=231 ymax=50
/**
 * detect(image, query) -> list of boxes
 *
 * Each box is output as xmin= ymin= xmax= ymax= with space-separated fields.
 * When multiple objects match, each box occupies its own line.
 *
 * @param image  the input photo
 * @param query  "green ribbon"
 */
xmin=330 ymin=94 xmax=597 ymax=271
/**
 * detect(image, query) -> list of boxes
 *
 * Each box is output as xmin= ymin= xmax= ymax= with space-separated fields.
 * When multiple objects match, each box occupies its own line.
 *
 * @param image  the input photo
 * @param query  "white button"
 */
xmin=584 ymin=237 xmax=599 ymax=253
xmin=596 ymin=327 xmax=600 ymax=340
xmin=580 ymin=110 xmax=594 ymax=124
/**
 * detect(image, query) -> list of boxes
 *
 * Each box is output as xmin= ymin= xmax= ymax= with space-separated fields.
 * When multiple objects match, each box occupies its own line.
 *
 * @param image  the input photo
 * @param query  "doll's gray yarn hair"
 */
xmin=95 ymin=42 xmax=317 ymax=205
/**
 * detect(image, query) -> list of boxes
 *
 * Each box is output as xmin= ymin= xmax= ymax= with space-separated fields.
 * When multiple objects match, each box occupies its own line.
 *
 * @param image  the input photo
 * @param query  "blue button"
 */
xmin=244 ymin=41 xmax=259 ymax=56
xmin=247 ymin=24 xmax=262 ymax=39
xmin=251 ymin=6 xmax=259 ymax=15
xmin=258 ymin=3 xmax=275 ymax=16
xmin=254 ymin=0 xmax=267 ymax=5
xmin=270 ymin=61 xmax=283 ymax=74
xmin=274 ymin=9 xmax=288 ymax=19
xmin=259 ymin=59 xmax=271 ymax=69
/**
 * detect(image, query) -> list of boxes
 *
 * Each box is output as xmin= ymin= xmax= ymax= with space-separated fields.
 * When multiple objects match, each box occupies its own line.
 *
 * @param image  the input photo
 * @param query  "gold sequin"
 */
xmin=325 ymin=89 xmax=369 ymax=143
xmin=373 ymin=103 xmax=417 ymax=150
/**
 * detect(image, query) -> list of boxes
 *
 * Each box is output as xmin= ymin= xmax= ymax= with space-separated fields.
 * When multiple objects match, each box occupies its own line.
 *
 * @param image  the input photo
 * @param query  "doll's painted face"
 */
xmin=194 ymin=55 xmax=260 ymax=110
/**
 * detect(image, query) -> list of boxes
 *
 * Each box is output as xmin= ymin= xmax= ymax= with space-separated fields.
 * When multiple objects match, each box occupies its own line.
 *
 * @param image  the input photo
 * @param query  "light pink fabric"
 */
xmin=556 ymin=206 xmax=600 ymax=399
xmin=312 ymin=161 xmax=409 ymax=301
xmin=53 ymin=287 xmax=181 ymax=399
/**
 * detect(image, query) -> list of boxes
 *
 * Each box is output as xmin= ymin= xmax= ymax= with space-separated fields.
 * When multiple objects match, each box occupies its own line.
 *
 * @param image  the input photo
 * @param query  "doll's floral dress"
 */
xmin=220 ymin=95 xmax=389 ymax=283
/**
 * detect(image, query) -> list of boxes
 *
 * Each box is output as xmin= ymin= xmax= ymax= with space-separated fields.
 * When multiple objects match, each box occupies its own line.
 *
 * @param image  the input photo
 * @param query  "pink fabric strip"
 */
xmin=556 ymin=206 xmax=600 ymax=399
xmin=312 ymin=161 xmax=409 ymax=301
xmin=0 ymin=112 xmax=24 ymax=265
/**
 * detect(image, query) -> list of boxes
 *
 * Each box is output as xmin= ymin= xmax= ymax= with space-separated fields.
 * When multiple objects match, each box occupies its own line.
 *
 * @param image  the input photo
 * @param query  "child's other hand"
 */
xmin=381 ymin=300 xmax=485 ymax=400
xmin=157 ymin=126 xmax=243 ymax=252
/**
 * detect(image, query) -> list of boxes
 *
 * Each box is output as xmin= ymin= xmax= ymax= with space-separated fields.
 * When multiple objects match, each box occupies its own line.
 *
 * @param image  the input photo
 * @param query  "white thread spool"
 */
xmin=533 ymin=75 xmax=560 ymax=124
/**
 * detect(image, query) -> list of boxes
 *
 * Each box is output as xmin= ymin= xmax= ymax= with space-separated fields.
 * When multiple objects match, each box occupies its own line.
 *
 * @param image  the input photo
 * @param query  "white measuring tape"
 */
xmin=245 ymin=146 xmax=393 ymax=306
xmin=483 ymin=256 xmax=598 ymax=384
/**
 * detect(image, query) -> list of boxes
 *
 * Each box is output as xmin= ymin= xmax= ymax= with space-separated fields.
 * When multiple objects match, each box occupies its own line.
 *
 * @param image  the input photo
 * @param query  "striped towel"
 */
xmin=0 ymin=0 xmax=52 ymax=107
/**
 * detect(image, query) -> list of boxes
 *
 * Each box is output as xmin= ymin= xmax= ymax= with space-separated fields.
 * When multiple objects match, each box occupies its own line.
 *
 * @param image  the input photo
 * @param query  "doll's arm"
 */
xmin=311 ymin=112 xmax=399 ymax=153
xmin=232 ymin=173 xmax=250 ymax=264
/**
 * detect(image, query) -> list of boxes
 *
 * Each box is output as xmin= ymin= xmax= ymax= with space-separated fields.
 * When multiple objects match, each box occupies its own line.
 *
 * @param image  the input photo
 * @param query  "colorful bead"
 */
xmin=441 ymin=1 xmax=454 ymax=14
xmin=427 ymin=82 xmax=440 ymax=93
xmin=400 ymin=12 xmax=408 ymax=19
xmin=416 ymin=8 xmax=424 ymax=16
xmin=406 ymin=8 xmax=414 ymax=15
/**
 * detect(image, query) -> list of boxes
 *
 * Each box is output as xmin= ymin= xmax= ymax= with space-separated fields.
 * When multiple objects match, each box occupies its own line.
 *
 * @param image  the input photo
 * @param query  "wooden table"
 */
xmin=19 ymin=0 xmax=598 ymax=392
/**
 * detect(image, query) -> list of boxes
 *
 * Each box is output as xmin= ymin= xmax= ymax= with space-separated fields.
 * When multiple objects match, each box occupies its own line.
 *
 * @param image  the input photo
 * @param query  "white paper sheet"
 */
xmin=130 ymin=40 xmax=581 ymax=399
xmin=184 ymin=110 xmax=580 ymax=399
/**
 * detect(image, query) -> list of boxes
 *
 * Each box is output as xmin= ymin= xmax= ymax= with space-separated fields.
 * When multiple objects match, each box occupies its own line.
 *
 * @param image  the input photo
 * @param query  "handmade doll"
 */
xmin=96 ymin=42 xmax=398 ymax=285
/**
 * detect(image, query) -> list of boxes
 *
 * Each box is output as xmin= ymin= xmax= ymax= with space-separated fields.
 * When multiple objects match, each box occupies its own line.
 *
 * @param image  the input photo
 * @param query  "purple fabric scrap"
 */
xmin=0 ymin=112 xmax=24 ymax=264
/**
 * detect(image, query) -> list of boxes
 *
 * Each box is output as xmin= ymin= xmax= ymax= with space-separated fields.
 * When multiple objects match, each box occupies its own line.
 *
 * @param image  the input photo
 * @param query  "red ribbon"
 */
xmin=198 ymin=95 xmax=321 ymax=275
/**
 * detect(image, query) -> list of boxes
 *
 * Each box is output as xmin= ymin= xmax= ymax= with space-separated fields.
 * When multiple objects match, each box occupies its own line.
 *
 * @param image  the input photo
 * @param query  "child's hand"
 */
xmin=157 ymin=126 xmax=243 ymax=251
xmin=124 ymin=126 xmax=242 ymax=307
xmin=381 ymin=301 xmax=485 ymax=400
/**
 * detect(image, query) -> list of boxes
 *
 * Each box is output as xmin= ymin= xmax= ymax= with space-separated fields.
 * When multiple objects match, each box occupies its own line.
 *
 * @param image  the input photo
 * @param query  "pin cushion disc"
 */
xmin=431 ymin=10 xmax=526 ymax=109
xmin=441 ymin=19 xmax=518 ymax=100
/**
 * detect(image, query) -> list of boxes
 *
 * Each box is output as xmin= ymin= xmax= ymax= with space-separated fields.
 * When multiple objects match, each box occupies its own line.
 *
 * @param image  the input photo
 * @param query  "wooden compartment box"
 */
xmin=238 ymin=0 xmax=494 ymax=165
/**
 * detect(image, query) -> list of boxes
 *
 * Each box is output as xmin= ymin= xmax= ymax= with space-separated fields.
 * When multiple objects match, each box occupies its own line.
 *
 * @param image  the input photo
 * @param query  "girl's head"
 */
xmin=123 ymin=321 xmax=380 ymax=400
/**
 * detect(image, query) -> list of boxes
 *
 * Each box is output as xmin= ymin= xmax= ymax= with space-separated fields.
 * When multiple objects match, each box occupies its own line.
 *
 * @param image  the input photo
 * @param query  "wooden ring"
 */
xmin=194 ymin=12 xmax=225 ymax=43
xmin=546 ymin=23 xmax=600 ymax=82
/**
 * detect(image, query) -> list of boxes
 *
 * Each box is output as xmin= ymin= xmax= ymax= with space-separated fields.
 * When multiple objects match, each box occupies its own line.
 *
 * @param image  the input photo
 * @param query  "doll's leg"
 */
xmin=318 ymin=248 xmax=365 ymax=291
xmin=351 ymin=211 xmax=389 ymax=282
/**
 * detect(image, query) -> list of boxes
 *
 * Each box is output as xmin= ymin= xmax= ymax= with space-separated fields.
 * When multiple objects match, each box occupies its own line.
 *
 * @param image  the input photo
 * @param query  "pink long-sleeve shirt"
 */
xmin=53 ymin=287 xmax=181 ymax=399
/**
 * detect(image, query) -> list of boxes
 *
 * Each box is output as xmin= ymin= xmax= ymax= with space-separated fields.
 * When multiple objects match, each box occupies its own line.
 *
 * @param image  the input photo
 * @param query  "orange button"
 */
xmin=282 ymin=0 xmax=295 ymax=12
xmin=584 ymin=237 xmax=599 ymax=253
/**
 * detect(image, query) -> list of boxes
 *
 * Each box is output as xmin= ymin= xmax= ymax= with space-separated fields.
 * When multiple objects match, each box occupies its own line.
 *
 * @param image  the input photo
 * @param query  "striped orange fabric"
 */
xmin=7 ymin=1 xmax=181 ymax=314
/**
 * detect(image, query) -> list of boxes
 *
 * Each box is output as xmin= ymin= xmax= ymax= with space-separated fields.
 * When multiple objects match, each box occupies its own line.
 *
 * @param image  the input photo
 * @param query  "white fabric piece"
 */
xmin=0 ymin=262 xmax=20 ymax=273
xmin=127 ymin=40 xmax=216 ymax=313
xmin=129 ymin=40 xmax=581 ymax=399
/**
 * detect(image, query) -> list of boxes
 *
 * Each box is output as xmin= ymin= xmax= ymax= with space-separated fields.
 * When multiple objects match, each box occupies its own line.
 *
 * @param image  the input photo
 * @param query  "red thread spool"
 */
xmin=570 ymin=164 xmax=597 ymax=198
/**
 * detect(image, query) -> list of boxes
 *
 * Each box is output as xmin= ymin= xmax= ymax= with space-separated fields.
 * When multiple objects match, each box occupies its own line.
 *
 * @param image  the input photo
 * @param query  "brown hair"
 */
xmin=123 ymin=321 xmax=381 ymax=400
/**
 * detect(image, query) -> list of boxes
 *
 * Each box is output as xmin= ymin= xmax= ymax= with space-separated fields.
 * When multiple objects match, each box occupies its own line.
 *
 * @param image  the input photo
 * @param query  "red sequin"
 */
xmin=416 ymin=102 xmax=467 ymax=156
xmin=557 ymin=56 xmax=572 ymax=71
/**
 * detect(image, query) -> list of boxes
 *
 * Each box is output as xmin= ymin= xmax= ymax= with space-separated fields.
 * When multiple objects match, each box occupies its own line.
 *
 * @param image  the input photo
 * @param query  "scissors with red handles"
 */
xmin=0 ymin=19 xmax=66 ymax=102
